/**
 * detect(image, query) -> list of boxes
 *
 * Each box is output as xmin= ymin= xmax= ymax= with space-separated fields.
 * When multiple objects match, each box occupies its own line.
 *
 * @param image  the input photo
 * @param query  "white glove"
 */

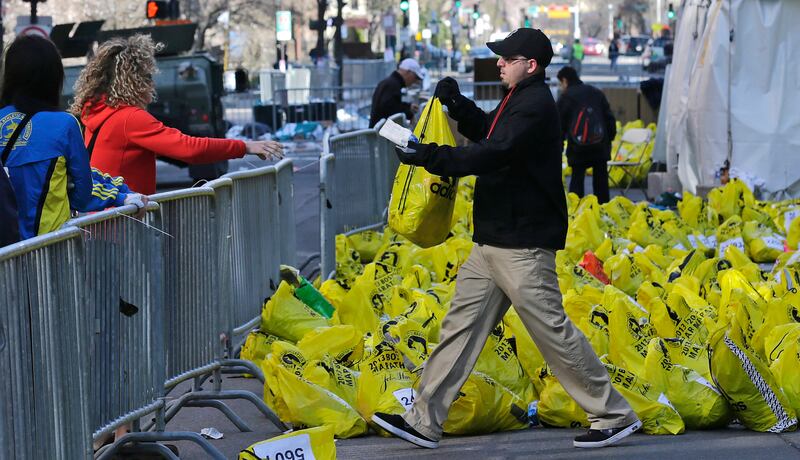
xmin=124 ymin=193 xmax=145 ymax=210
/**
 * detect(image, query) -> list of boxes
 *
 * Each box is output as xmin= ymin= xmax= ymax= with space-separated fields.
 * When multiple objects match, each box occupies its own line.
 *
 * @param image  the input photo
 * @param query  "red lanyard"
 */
xmin=486 ymin=86 xmax=515 ymax=140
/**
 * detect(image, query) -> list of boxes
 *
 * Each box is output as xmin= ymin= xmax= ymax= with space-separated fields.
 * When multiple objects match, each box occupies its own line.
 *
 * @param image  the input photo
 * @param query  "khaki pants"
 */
xmin=403 ymin=244 xmax=637 ymax=440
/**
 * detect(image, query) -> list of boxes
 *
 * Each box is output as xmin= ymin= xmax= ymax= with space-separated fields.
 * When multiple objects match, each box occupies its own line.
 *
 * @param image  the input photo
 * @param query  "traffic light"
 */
xmin=472 ymin=4 xmax=480 ymax=19
xmin=146 ymin=0 xmax=169 ymax=19
xmin=399 ymin=0 xmax=409 ymax=11
xmin=667 ymin=3 xmax=675 ymax=20
xmin=455 ymin=0 xmax=462 ymax=7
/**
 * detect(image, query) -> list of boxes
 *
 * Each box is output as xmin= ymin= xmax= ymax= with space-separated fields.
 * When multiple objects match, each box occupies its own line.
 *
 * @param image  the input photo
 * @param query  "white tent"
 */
xmin=664 ymin=0 xmax=800 ymax=199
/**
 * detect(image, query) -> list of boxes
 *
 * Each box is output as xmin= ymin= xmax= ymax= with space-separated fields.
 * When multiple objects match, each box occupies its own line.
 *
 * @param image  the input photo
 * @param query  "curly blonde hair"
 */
xmin=70 ymin=34 xmax=164 ymax=115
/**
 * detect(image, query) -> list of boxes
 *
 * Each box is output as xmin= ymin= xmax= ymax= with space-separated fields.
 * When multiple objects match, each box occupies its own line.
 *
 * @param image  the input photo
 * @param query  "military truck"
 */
xmin=57 ymin=23 xmax=229 ymax=184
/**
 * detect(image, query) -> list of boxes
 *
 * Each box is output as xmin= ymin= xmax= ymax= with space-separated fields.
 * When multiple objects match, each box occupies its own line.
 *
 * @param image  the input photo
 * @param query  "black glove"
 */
xmin=435 ymin=77 xmax=460 ymax=109
xmin=395 ymin=141 xmax=435 ymax=166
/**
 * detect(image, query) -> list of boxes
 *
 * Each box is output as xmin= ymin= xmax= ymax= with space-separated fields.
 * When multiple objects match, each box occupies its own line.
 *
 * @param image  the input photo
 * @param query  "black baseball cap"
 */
xmin=486 ymin=28 xmax=554 ymax=68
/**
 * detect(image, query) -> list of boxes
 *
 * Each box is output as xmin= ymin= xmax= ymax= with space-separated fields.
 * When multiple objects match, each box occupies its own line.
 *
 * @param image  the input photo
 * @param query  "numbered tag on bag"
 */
xmin=252 ymin=434 xmax=315 ymax=460
xmin=393 ymin=388 xmax=417 ymax=409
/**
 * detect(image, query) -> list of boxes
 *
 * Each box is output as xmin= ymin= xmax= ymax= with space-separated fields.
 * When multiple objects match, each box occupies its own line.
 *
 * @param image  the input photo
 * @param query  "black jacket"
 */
xmin=556 ymin=82 xmax=616 ymax=164
xmin=401 ymin=73 xmax=568 ymax=250
xmin=369 ymin=71 xmax=413 ymax=128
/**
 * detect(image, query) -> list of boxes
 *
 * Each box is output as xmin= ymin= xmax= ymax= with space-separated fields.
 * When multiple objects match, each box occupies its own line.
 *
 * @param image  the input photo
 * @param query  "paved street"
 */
xmin=166 ymin=375 xmax=800 ymax=459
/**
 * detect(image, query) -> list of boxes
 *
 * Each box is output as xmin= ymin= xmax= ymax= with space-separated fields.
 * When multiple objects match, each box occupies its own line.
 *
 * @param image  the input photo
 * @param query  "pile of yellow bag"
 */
xmin=242 ymin=161 xmax=800 ymax=448
xmin=242 ymin=176 xmax=540 ymax=441
xmin=558 ymin=178 xmax=800 ymax=433
xmin=562 ymin=120 xmax=657 ymax=187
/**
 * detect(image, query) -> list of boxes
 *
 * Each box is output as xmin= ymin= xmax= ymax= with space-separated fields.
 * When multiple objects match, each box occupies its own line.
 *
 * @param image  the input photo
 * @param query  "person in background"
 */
xmin=0 ymin=35 xmax=146 ymax=241
xmin=569 ymin=38 xmax=585 ymax=76
xmin=556 ymin=66 xmax=617 ymax=204
xmin=608 ymin=35 xmax=620 ymax=72
xmin=369 ymin=58 xmax=426 ymax=128
xmin=372 ymin=28 xmax=639 ymax=450
xmin=70 ymin=34 xmax=284 ymax=196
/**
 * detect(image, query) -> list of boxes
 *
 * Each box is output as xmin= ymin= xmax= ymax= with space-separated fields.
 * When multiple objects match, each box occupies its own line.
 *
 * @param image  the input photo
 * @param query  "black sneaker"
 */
xmin=573 ymin=419 xmax=642 ymax=448
xmin=371 ymin=412 xmax=439 ymax=449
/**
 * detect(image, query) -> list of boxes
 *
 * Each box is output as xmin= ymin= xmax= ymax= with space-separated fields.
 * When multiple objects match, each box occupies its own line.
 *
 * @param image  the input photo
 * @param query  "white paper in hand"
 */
xmin=378 ymin=118 xmax=413 ymax=147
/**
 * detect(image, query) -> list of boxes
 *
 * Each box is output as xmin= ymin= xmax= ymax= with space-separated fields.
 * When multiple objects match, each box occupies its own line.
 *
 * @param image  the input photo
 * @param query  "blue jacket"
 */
xmin=1 ymin=106 xmax=132 ymax=240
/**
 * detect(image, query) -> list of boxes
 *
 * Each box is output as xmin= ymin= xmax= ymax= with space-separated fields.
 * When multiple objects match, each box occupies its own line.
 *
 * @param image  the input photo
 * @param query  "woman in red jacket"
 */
xmin=70 ymin=34 xmax=283 ymax=195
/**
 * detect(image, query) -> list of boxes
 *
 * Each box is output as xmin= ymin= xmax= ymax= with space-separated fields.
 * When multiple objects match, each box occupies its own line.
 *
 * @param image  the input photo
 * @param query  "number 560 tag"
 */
xmin=252 ymin=433 xmax=315 ymax=460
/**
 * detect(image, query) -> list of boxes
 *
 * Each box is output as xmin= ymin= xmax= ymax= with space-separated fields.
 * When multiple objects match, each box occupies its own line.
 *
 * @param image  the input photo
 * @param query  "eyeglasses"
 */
xmin=500 ymin=56 xmax=530 ymax=64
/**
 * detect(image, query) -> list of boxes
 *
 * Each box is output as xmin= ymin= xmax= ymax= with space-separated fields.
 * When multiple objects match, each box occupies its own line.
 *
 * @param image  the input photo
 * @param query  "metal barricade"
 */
xmin=272 ymin=85 xmax=377 ymax=132
xmin=208 ymin=159 xmax=294 ymax=353
xmin=148 ymin=188 xmax=286 ymax=434
xmin=68 ymin=204 xmax=227 ymax=460
xmin=148 ymin=189 xmax=222 ymax=384
xmin=343 ymin=59 xmax=393 ymax=86
xmin=68 ymin=205 xmax=165 ymax=441
xmin=328 ymin=129 xmax=383 ymax=231
xmin=0 ymin=227 xmax=92 ymax=460
xmin=373 ymin=113 xmax=407 ymax=208
xmin=275 ymin=159 xmax=297 ymax=267
xmin=213 ymin=166 xmax=282 ymax=332
xmin=319 ymin=154 xmax=336 ymax=279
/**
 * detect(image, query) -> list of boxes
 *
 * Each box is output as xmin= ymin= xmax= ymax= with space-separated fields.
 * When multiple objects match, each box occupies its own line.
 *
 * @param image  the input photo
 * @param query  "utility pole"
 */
xmin=333 ymin=0 xmax=345 ymax=87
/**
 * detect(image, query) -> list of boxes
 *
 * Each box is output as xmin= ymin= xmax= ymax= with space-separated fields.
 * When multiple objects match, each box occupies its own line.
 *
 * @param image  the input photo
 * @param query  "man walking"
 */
xmin=372 ymin=28 xmax=640 ymax=449
xmin=368 ymin=58 xmax=425 ymax=127
xmin=557 ymin=65 xmax=617 ymax=203
xmin=569 ymin=38 xmax=585 ymax=75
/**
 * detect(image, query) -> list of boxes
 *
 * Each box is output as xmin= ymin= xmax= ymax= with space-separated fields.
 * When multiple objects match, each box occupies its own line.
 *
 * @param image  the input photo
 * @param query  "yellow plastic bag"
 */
xmin=742 ymin=220 xmax=785 ymax=263
xmin=347 ymin=230 xmax=384 ymax=263
xmin=262 ymin=343 xmax=368 ymax=438
xmin=766 ymin=324 xmax=800 ymax=413
xmin=388 ymin=97 xmax=458 ymax=248
xmin=655 ymin=284 xmax=716 ymax=344
xmin=600 ymin=195 xmax=635 ymax=228
xmin=356 ymin=340 xmax=416 ymax=434
xmin=303 ymin=358 xmax=359 ymax=406
xmin=239 ymin=426 xmax=336 ymax=460
xmin=534 ymin=364 xmax=589 ymax=428
xmin=556 ymin=253 xmax=606 ymax=294
xmin=414 ymin=243 xmax=460 ymax=284
xmin=261 ymin=282 xmax=330 ymax=342
xmin=297 ymin=325 xmax=364 ymax=367
xmin=627 ymin=207 xmax=680 ymax=249
xmin=716 ymin=215 xmax=746 ymax=256
xmin=443 ymin=372 xmax=531 ymax=435
xmin=385 ymin=315 xmax=432 ymax=371
xmin=651 ymin=336 xmax=712 ymax=378
xmin=643 ymin=338 xmax=733 ymax=429
xmin=399 ymin=264 xmax=433 ymax=290
xmin=241 ymin=330 xmax=280 ymax=365
xmin=318 ymin=278 xmax=349 ymax=312
xmin=373 ymin=239 xmax=418 ymax=272
xmin=707 ymin=178 xmax=755 ymax=221
xmin=474 ymin=322 xmax=536 ymax=404
xmin=503 ymin=307 xmax=545 ymax=386
xmin=718 ymin=269 xmax=767 ymax=356
xmin=335 ymin=261 xmax=396 ymax=335
xmin=606 ymin=285 xmax=654 ymax=371
xmin=602 ymin=360 xmax=685 ymax=435
xmin=335 ymin=234 xmax=363 ymax=288
xmin=563 ymin=199 xmax=606 ymax=261
xmin=708 ymin=316 xmax=797 ymax=432
xmin=752 ymin=289 xmax=800 ymax=358
xmin=788 ymin=214 xmax=800 ymax=251
xmin=603 ymin=253 xmax=646 ymax=297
